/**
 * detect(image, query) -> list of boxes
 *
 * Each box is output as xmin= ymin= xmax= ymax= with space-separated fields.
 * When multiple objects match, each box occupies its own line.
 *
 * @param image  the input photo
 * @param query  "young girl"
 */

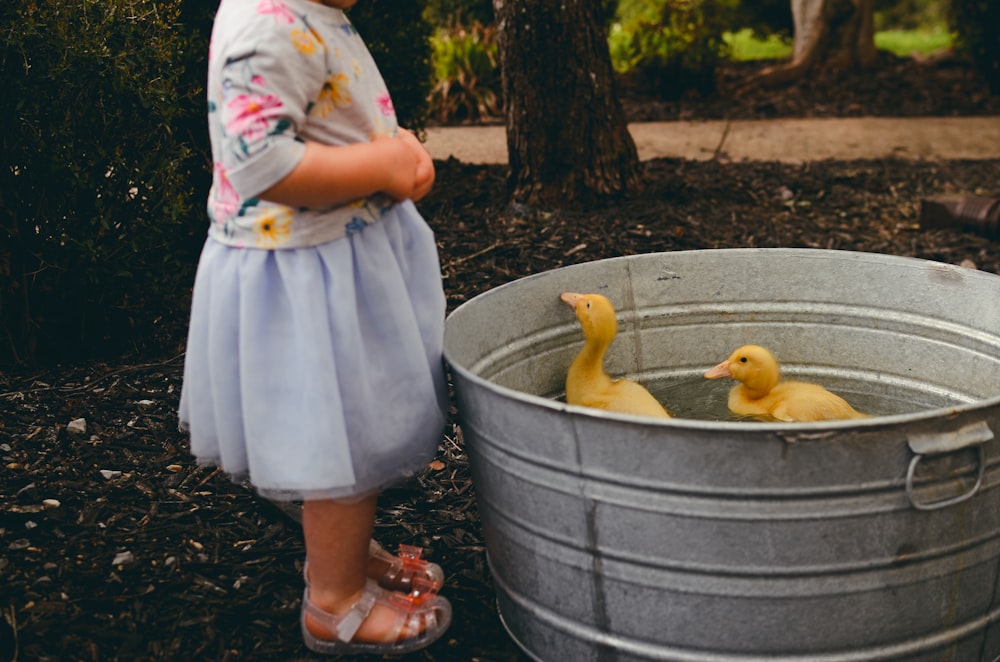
xmin=178 ymin=0 xmax=452 ymax=654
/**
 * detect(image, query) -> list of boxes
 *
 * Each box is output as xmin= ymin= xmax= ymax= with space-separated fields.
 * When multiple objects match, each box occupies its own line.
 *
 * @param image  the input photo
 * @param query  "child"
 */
xmin=178 ymin=0 xmax=452 ymax=654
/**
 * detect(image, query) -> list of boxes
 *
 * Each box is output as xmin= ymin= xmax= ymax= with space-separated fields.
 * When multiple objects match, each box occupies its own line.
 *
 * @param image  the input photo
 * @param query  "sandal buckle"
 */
xmin=388 ymin=577 xmax=442 ymax=609
xmin=396 ymin=544 xmax=426 ymax=569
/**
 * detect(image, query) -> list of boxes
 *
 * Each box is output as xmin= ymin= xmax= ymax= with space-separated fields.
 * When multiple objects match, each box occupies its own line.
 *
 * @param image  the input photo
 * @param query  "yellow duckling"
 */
xmin=704 ymin=344 xmax=869 ymax=422
xmin=560 ymin=292 xmax=671 ymax=419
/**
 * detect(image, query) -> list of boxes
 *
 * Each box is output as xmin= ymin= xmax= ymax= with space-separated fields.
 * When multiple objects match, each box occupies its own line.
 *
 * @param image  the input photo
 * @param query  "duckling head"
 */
xmin=560 ymin=292 xmax=618 ymax=344
xmin=705 ymin=344 xmax=781 ymax=398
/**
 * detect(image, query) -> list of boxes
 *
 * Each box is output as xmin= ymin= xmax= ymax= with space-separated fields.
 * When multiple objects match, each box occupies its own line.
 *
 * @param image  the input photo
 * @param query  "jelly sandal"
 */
xmin=303 ymin=540 xmax=445 ymax=592
xmin=300 ymin=577 xmax=452 ymax=655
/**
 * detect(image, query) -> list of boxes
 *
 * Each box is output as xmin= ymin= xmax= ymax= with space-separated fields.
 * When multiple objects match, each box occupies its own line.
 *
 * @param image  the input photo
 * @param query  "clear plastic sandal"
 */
xmin=300 ymin=577 xmax=452 ymax=655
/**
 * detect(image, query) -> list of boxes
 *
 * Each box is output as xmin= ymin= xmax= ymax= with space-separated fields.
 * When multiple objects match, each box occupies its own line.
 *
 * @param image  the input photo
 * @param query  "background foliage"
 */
xmin=0 ymin=0 xmax=434 ymax=367
xmin=875 ymin=0 xmax=948 ymax=29
xmin=728 ymin=0 xmax=792 ymax=39
xmin=1 ymin=0 xmax=995 ymax=367
xmin=609 ymin=0 xmax=738 ymax=98
xmin=350 ymin=0 xmax=434 ymax=135
xmin=949 ymin=0 xmax=1000 ymax=93
xmin=428 ymin=21 xmax=501 ymax=123
xmin=0 ymin=0 xmax=214 ymax=366
xmin=424 ymin=0 xmax=494 ymax=26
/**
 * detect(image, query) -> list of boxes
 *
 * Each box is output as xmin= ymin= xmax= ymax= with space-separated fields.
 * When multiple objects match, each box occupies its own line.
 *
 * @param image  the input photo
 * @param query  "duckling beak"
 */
xmin=704 ymin=360 xmax=732 ymax=379
xmin=560 ymin=292 xmax=584 ymax=309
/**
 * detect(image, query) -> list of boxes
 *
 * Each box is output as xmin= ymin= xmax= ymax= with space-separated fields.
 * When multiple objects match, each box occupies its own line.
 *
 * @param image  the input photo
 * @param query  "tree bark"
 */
xmin=754 ymin=0 xmax=877 ymax=87
xmin=493 ymin=0 xmax=643 ymax=210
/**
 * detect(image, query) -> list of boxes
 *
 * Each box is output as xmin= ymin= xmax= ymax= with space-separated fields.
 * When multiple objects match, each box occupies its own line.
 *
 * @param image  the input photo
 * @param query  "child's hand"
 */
xmin=397 ymin=128 xmax=435 ymax=202
xmin=374 ymin=131 xmax=435 ymax=202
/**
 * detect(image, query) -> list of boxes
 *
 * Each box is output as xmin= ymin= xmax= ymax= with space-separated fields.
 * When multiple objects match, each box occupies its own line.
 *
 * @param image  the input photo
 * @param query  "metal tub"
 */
xmin=442 ymin=249 xmax=1000 ymax=661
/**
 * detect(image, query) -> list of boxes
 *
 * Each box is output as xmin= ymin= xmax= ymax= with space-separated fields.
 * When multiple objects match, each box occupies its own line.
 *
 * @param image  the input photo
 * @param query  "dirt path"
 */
xmin=424 ymin=116 xmax=1000 ymax=164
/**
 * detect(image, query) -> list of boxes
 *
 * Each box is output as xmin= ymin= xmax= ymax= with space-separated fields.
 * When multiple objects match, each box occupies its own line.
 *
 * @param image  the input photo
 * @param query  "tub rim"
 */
xmin=443 ymin=247 xmax=1000 ymax=433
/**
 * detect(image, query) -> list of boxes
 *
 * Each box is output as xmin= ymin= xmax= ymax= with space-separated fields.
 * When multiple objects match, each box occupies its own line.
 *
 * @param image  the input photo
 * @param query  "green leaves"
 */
xmin=428 ymin=22 xmax=502 ymax=123
xmin=610 ymin=0 xmax=737 ymax=99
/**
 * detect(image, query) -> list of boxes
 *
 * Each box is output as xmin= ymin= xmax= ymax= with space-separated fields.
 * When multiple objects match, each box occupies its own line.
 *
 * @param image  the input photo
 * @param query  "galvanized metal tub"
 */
xmin=442 ymin=248 xmax=1000 ymax=662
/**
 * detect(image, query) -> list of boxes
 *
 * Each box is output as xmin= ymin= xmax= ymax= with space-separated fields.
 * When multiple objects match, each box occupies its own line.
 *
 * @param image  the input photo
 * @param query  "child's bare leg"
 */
xmin=301 ymin=496 xmax=420 ymax=643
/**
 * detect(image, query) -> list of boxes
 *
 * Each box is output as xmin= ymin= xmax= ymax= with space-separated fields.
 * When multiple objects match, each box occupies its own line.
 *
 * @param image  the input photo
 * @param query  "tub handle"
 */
xmin=906 ymin=420 xmax=993 ymax=511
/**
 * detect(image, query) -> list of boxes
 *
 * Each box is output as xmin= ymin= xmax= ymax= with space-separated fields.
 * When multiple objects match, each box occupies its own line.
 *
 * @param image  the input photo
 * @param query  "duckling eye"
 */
xmin=739 ymin=356 xmax=748 ymax=363
xmin=585 ymin=302 xmax=591 ymax=309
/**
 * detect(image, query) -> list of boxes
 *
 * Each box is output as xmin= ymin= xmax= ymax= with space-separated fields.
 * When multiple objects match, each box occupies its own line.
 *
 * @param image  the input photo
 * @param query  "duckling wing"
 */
xmin=603 ymin=379 xmax=672 ymax=418
xmin=770 ymin=382 xmax=867 ymax=422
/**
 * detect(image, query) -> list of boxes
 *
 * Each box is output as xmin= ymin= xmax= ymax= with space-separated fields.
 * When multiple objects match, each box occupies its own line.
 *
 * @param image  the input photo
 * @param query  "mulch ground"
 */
xmin=3 ymin=54 xmax=1000 ymax=662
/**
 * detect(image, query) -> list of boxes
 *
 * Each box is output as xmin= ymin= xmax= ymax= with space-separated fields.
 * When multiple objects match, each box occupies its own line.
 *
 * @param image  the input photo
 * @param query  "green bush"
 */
xmin=949 ymin=0 xmax=1000 ymax=93
xmin=611 ymin=0 xmax=737 ymax=99
xmin=0 ymin=0 xmax=433 ymax=368
xmin=0 ymin=0 xmax=213 ymax=366
xmin=350 ymin=0 xmax=434 ymax=134
xmin=428 ymin=22 xmax=502 ymax=123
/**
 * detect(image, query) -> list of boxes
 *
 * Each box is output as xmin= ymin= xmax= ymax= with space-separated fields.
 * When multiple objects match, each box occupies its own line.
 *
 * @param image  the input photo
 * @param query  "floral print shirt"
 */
xmin=206 ymin=0 xmax=398 ymax=249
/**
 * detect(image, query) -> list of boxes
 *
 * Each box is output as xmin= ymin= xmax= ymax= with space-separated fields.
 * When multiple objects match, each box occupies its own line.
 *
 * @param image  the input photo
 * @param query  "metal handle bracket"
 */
xmin=905 ymin=420 xmax=993 ymax=511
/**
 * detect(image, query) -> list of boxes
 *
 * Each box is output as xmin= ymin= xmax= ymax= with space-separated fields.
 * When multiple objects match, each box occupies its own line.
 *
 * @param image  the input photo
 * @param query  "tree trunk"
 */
xmin=754 ymin=0 xmax=877 ymax=87
xmin=493 ymin=0 xmax=643 ymax=210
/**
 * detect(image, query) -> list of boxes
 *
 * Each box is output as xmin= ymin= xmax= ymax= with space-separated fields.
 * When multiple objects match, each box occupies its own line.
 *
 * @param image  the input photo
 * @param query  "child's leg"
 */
xmin=301 ymin=495 xmax=422 ymax=643
xmin=302 ymin=494 xmax=376 ymax=601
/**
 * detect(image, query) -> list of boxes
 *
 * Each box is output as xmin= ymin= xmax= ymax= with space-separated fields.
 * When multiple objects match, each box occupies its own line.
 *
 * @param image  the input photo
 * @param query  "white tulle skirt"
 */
xmin=178 ymin=202 xmax=449 ymax=502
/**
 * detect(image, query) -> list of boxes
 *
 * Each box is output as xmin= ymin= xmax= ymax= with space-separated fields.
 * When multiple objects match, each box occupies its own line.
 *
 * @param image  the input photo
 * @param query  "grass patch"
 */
xmin=874 ymin=28 xmax=952 ymax=57
xmin=724 ymin=27 xmax=953 ymax=63
xmin=724 ymin=28 xmax=791 ymax=62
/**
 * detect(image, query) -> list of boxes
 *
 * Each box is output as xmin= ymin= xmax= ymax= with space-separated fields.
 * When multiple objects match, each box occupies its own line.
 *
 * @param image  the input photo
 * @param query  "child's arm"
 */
xmin=260 ymin=130 xmax=434 ymax=208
